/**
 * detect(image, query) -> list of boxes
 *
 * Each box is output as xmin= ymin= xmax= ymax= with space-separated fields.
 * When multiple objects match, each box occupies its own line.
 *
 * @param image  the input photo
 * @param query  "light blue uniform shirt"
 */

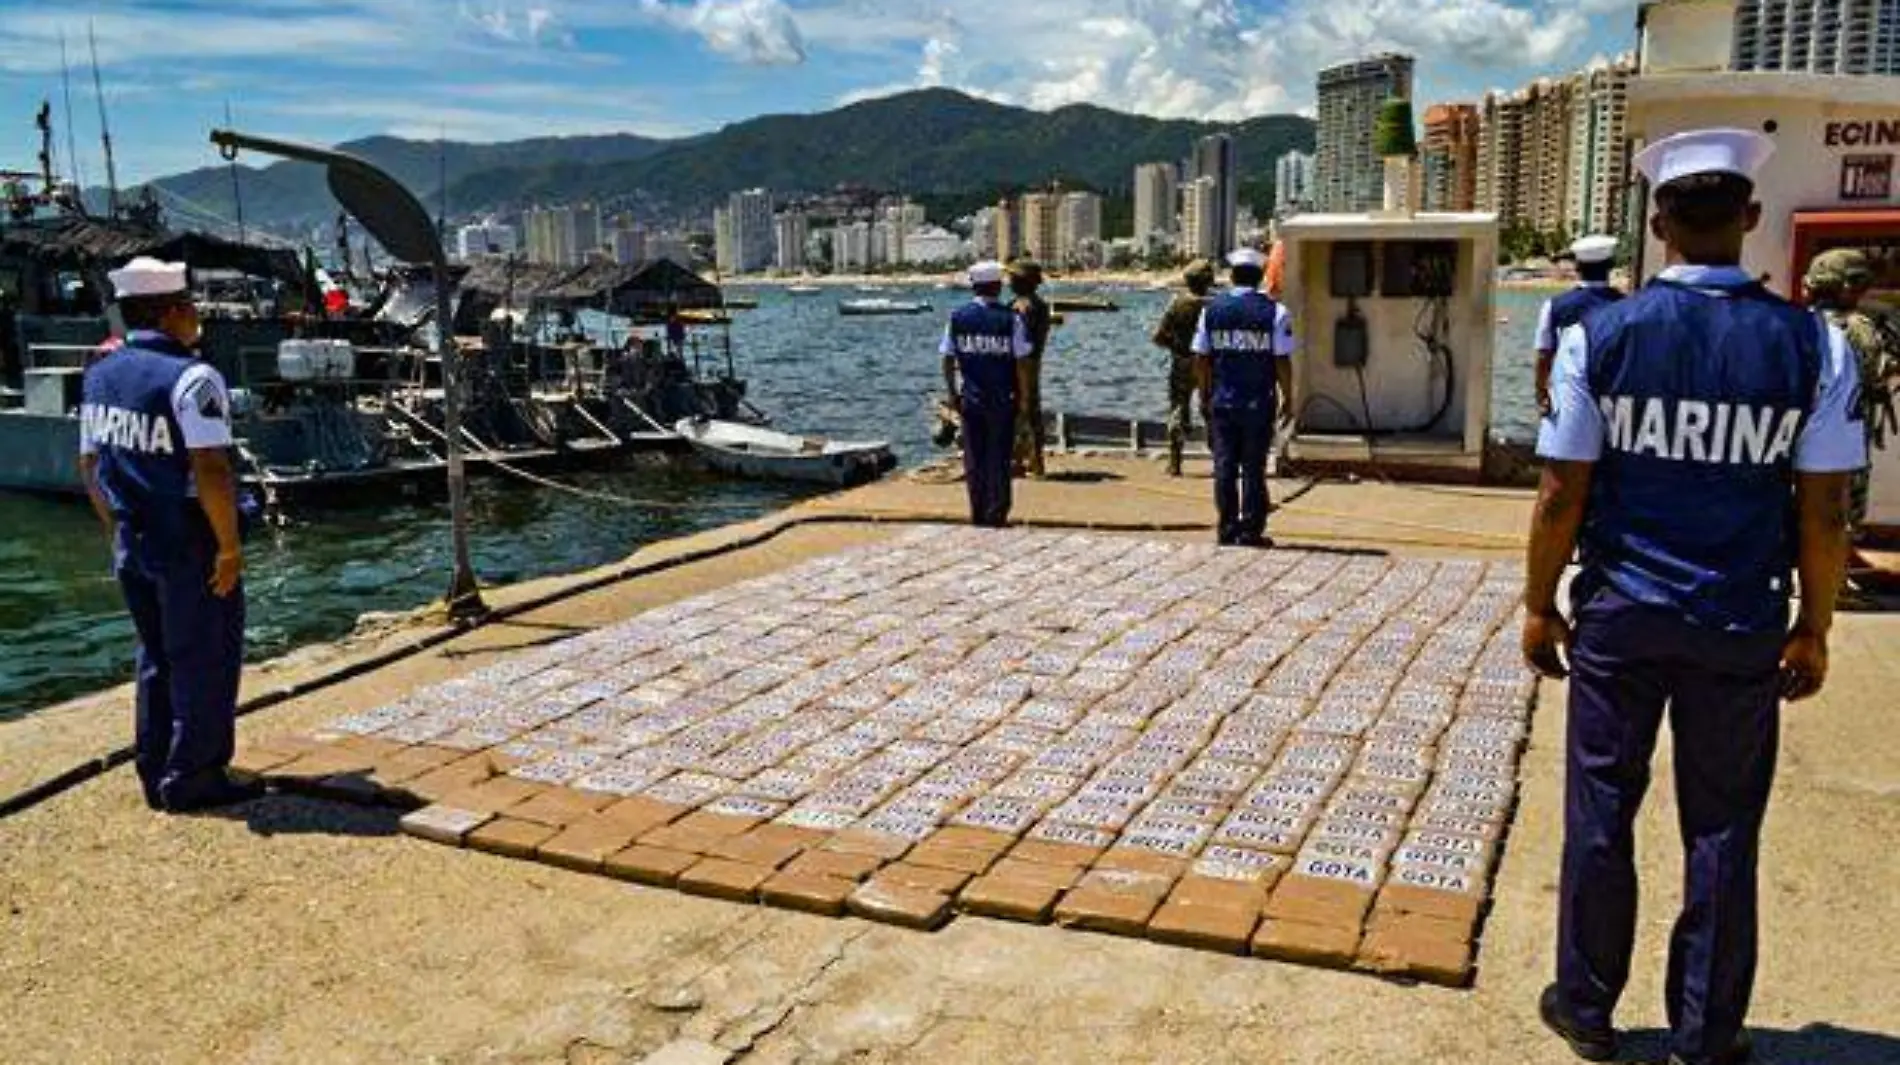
xmin=1539 ymin=265 xmax=1865 ymax=474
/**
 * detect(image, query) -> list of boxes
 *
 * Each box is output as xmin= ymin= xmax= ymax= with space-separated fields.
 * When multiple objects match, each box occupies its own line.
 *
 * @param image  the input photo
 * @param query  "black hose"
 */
xmin=0 ymin=488 xmax=1333 ymax=822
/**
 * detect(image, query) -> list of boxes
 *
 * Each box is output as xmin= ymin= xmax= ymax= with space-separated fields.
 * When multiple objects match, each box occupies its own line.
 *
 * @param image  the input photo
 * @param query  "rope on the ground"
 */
xmin=397 ymin=405 xmax=762 ymax=512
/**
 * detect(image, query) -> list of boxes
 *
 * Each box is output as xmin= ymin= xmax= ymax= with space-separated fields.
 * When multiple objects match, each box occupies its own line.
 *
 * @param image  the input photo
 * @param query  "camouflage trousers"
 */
xmin=1166 ymin=357 xmax=1197 ymax=472
xmin=1013 ymin=356 xmax=1044 ymax=476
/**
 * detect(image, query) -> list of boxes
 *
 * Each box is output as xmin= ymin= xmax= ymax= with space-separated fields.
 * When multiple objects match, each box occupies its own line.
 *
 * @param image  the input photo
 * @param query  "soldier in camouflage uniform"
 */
xmin=1805 ymin=249 xmax=1898 ymax=536
xmin=1008 ymin=259 xmax=1052 ymax=478
xmin=1151 ymin=260 xmax=1216 ymax=476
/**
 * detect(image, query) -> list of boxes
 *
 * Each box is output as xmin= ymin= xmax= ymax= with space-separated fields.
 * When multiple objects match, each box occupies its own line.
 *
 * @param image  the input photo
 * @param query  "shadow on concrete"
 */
xmin=1619 ymin=1023 xmax=1900 ymax=1064
xmin=202 ymin=792 xmax=402 ymax=839
xmin=438 ymin=620 xmax=592 ymax=660
xmin=1037 ymin=470 xmax=1127 ymax=484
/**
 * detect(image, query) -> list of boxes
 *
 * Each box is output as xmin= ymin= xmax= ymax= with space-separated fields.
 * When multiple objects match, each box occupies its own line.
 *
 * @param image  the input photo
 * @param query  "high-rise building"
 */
xmin=1565 ymin=56 xmax=1635 ymax=236
xmin=832 ymin=222 xmax=871 ymax=272
xmin=1188 ymin=134 xmax=1240 ymax=252
xmin=971 ymin=207 xmax=1000 ymax=259
xmin=569 ymin=204 xmax=601 ymax=263
xmin=455 ymin=221 xmax=516 ymax=261
xmin=1419 ymin=105 xmax=1479 ymax=212
xmin=1181 ymin=177 xmax=1222 ymax=260
xmin=521 ymin=204 xmax=600 ymax=265
xmin=1315 ymin=54 xmax=1416 ymax=212
xmin=726 ymin=189 xmax=774 ymax=274
xmin=1057 ymin=191 xmax=1104 ymax=266
xmin=712 ymin=206 xmax=735 ymax=274
xmin=1020 ymin=192 xmax=1061 ymax=264
xmin=1274 ymin=151 xmax=1315 ymax=216
xmin=1476 ymin=90 xmax=1526 ymax=220
xmin=995 ymin=198 xmax=1021 ymax=262
xmin=870 ymin=219 xmax=901 ymax=265
xmin=773 ymin=210 xmax=809 ymax=272
xmin=1133 ymin=162 xmax=1179 ymax=251
xmin=608 ymin=216 xmax=646 ymax=265
xmin=1731 ymin=0 xmax=1900 ymax=74
xmin=1476 ymin=80 xmax=1571 ymax=233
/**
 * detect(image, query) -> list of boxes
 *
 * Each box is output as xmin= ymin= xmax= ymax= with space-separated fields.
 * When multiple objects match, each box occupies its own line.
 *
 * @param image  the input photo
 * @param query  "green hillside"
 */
xmin=137 ymin=89 xmax=1313 ymax=233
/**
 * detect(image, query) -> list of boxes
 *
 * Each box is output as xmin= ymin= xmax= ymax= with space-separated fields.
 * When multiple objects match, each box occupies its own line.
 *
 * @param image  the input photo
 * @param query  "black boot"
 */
xmin=1540 ymin=984 xmax=1618 ymax=1062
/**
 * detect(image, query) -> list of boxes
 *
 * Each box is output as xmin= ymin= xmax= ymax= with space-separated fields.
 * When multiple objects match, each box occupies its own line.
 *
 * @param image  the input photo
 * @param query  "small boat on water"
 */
xmin=786 ymin=284 xmax=822 ymax=295
xmin=722 ymin=296 xmax=760 ymax=310
xmin=1050 ymin=296 xmax=1119 ymax=313
xmin=839 ymin=298 xmax=933 ymax=317
xmin=675 ymin=417 xmax=895 ymax=486
xmin=855 ymin=284 xmax=889 ymax=294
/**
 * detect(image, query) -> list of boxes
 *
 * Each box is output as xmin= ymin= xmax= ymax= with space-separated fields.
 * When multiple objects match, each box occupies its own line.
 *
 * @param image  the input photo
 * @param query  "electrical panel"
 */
xmin=1381 ymin=240 xmax=1459 ymax=298
xmin=1329 ymin=242 xmax=1376 ymax=299
xmin=1333 ymin=308 xmax=1369 ymax=369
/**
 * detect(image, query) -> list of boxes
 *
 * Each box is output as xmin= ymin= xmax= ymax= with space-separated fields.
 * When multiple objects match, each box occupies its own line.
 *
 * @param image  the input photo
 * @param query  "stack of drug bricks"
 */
xmin=234 ymin=527 xmax=1530 ymax=987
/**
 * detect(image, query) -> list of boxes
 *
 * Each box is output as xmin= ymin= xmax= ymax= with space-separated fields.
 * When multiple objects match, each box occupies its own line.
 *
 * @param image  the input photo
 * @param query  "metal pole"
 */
xmin=436 ymin=258 xmax=483 ymax=620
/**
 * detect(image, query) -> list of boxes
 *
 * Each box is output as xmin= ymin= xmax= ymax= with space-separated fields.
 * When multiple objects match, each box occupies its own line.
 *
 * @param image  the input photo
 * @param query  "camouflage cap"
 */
xmin=1183 ymin=259 xmax=1216 ymax=285
xmin=1805 ymin=248 xmax=1874 ymax=292
xmin=1007 ymin=257 xmax=1044 ymax=281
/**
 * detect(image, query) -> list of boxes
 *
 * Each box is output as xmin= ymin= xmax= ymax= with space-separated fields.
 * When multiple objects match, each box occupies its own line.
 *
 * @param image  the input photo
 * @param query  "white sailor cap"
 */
xmin=1634 ymin=128 xmax=1774 ymax=189
xmin=968 ymin=260 xmax=1005 ymax=285
xmin=1226 ymin=248 xmax=1267 ymax=269
xmin=1569 ymin=235 xmax=1619 ymax=264
xmin=107 ymin=256 xmax=189 ymax=299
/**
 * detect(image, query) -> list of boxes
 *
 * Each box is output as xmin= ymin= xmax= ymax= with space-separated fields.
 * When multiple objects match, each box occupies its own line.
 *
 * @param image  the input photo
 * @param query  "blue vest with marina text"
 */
xmin=950 ymin=299 xmax=1019 ymax=408
xmin=1204 ymin=290 xmax=1281 ymax=413
xmin=1549 ymin=284 xmax=1625 ymax=338
xmin=80 ymin=332 xmax=197 ymax=529
xmin=1577 ymin=278 xmax=1822 ymax=633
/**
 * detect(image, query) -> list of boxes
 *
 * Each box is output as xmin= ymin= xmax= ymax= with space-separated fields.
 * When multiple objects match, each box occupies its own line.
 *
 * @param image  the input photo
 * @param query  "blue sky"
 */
xmin=0 ymin=0 xmax=1642 ymax=185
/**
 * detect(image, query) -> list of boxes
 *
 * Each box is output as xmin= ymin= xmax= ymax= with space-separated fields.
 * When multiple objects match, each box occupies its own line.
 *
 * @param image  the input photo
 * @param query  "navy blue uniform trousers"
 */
xmin=1559 ymin=586 xmax=1782 ymax=1063
xmin=116 ymin=521 xmax=246 ymax=809
xmin=1210 ymin=407 xmax=1272 ymax=545
xmin=961 ymin=400 xmax=1015 ymax=528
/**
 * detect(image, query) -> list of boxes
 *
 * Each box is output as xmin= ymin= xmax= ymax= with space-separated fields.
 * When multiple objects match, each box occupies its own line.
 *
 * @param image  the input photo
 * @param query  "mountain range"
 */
xmin=136 ymin=89 xmax=1316 ymax=235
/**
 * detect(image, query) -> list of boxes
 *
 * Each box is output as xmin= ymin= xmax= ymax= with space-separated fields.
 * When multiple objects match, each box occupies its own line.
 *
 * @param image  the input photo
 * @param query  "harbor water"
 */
xmin=0 ymin=286 xmax=1553 ymax=716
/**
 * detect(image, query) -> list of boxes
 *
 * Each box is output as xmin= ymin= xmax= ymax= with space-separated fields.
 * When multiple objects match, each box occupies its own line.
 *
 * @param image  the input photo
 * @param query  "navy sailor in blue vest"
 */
xmin=1525 ymin=131 xmax=1864 ymax=1065
xmin=1536 ymin=234 xmax=1626 ymax=415
xmin=80 ymin=257 xmax=262 ymax=813
xmin=940 ymin=260 xmax=1033 ymax=526
xmin=1192 ymin=248 xmax=1296 ymax=546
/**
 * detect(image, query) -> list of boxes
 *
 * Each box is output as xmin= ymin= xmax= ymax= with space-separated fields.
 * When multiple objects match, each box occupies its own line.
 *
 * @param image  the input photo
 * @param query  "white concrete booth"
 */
xmin=1277 ymin=213 xmax=1499 ymax=481
xmin=1627 ymin=69 xmax=1900 ymax=530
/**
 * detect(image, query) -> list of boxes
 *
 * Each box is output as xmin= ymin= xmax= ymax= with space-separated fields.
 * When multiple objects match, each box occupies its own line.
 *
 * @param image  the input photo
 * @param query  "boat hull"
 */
xmin=676 ymin=419 xmax=894 ymax=487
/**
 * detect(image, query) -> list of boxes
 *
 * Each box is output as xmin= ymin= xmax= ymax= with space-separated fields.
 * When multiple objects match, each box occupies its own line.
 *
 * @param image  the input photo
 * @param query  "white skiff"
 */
xmin=675 ymin=418 xmax=896 ymax=486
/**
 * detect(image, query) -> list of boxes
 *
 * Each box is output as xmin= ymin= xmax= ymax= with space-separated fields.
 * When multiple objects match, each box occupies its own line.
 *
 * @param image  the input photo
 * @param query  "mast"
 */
xmin=225 ymin=101 xmax=245 ymax=242
xmin=437 ymin=127 xmax=447 ymax=240
xmin=88 ymin=23 xmax=120 ymax=218
xmin=58 ymin=31 xmax=86 ymax=202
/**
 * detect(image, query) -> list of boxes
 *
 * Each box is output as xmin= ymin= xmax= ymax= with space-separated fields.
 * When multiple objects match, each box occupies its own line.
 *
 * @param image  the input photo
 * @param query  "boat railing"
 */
xmin=22 ymin=343 xmax=98 ymax=371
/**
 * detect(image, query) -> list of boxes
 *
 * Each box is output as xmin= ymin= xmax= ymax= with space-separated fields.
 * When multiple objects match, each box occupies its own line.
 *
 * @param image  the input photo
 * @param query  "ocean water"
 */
xmin=0 ymin=287 xmax=1550 ymax=716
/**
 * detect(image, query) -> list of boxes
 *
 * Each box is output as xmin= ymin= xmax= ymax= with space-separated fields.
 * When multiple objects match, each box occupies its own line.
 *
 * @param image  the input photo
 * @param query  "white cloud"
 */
xmin=803 ymin=0 xmax=1621 ymax=119
xmin=636 ymin=0 xmax=807 ymax=65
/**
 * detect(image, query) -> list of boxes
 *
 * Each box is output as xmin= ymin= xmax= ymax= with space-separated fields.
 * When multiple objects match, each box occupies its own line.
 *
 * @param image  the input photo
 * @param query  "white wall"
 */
xmin=1641 ymin=0 xmax=1738 ymax=74
xmin=1631 ymin=93 xmax=1900 ymax=294
xmin=1281 ymin=220 xmax=1498 ymax=456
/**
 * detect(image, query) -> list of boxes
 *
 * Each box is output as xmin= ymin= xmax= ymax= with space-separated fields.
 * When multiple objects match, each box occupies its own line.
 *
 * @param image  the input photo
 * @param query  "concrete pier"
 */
xmin=3 ymin=455 xmax=1895 ymax=1064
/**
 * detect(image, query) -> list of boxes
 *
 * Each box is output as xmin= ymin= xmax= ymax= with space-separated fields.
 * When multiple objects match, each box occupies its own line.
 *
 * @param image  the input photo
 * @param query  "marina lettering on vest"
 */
xmin=1597 ymin=396 xmax=1802 ymax=465
xmin=955 ymin=335 xmax=1015 ymax=356
xmin=81 ymin=403 xmax=176 ymax=456
xmin=1212 ymin=329 xmax=1274 ymax=353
